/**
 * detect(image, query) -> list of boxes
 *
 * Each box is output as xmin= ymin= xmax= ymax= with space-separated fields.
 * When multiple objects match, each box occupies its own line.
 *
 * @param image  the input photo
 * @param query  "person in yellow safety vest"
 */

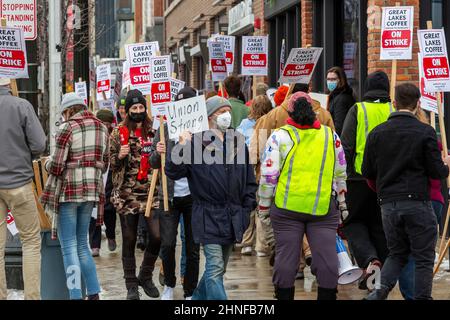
xmin=258 ymin=92 xmax=347 ymax=300
xmin=340 ymin=70 xmax=393 ymax=291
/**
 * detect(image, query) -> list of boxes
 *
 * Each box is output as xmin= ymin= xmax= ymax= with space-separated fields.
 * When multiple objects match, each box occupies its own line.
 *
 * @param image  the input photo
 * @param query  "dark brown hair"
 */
xmin=327 ymin=66 xmax=349 ymax=92
xmin=65 ymin=105 xmax=86 ymax=119
xmin=206 ymin=91 xmax=218 ymax=99
xmin=394 ymin=83 xmax=421 ymax=111
xmin=224 ymin=75 xmax=242 ymax=97
xmin=249 ymin=95 xmax=273 ymax=121
xmin=123 ymin=113 xmax=153 ymax=140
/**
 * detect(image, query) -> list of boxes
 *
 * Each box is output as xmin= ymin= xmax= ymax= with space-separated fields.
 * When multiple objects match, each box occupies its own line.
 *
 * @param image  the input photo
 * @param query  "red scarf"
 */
xmin=286 ymin=118 xmax=321 ymax=129
xmin=119 ymin=126 xmax=152 ymax=182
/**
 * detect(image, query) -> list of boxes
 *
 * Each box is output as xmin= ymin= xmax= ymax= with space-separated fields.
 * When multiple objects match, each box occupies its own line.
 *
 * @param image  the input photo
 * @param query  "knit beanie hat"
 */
xmin=125 ymin=89 xmax=146 ymax=113
xmin=205 ymin=95 xmax=232 ymax=116
xmin=175 ymin=86 xmax=197 ymax=101
xmin=287 ymin=91 xmax=313 ymax=113
xmin=60 ymin=92 xmax=87 ymax=114
xmin=274 ymin=85 xmax=289 ymax=106
xmin=96 ymin=109 xmax=115 ymax=124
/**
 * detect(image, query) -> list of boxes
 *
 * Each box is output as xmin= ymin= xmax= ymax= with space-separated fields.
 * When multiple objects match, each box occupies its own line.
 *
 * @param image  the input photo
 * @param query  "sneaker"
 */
xmin=126 ymin=287 xmax=141 ymax=300
xmin=161 ymin=286 xmax=174 ymax=300
xmin=256 ymin=251 xmax=268 ymax=257
xmin=91 ymin=248 xmax=100 ymax=257
xmin=241 ymin=246 xmax=253 ymax=256
xmin=185 ymin=296 xmax=192 ymax=300
xmin=107 ymin=239 xmax=117 ymax=252
xmin=138 ymin=277 xmax=160 ymax=298
xmin=295 ymin=271 xmax=305 ymax=280
xmin=87 ymin=293 xmax=100 ymax=300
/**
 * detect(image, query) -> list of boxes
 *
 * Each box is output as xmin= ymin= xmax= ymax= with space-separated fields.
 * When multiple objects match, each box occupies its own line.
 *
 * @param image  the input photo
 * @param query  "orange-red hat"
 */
xmin=273 ymin=85 xmax=289 ymax=106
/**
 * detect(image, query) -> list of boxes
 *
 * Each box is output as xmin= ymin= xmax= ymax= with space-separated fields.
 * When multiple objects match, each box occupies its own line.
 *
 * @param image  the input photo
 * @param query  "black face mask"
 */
xmin=129 ymin=112 xmax=147 ymax=123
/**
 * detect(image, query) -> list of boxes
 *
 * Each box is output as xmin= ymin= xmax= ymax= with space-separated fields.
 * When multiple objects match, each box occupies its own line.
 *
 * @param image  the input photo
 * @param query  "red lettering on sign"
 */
xmin=282 ymin=63 xmax=315 ymax=77
xmin=0 ymin=50 xmax=25 ymax=69
xmin=423 ymin=57 xmax=450 ymax=80
xmin=151 ymin=81 xmax=171 ymax=104
xmin=130 ymin=66 xmax=151 ymax=85
xmin=382 ymin=30 xmax=411 ymax=49
xmin=242 ymin=53 xmax=267 ymax=67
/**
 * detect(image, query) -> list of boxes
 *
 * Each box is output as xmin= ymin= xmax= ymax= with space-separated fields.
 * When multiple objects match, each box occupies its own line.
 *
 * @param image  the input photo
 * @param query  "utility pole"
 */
xmin=48 ymin=0 xmax=62 ymax=152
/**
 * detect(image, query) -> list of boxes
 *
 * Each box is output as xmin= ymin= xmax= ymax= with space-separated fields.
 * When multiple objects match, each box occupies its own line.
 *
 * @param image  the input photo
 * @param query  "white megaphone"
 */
xmin=336 ymin=234 xmax=363 ymax=285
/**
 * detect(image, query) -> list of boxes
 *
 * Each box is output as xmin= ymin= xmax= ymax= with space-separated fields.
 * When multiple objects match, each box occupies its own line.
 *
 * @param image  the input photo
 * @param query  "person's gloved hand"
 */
xmin=338 ymin=201 xmax=349 ymax=223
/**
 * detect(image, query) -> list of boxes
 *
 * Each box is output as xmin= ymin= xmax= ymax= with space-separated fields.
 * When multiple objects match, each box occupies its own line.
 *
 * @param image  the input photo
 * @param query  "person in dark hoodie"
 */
xmin=326 ymin=66 xmax=356 ymax=136
xmin=340 ymin=71 xmax=394 ymax=290
xmin=165 ymin=95 xmax=257 ymax=300
xmin=362 ymin=83 xmax=450 ymax=300
xmin=150 ymin=86 xmax=200 ymax=300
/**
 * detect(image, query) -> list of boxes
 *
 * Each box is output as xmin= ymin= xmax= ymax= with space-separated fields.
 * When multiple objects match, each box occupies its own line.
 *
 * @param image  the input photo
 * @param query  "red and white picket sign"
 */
xmin=75 ymin=81 xmax=88 ymax=105
xmin=122 ymin=60 xmax=131 ymax=89
xmin=418 ymin=29 xmax=450 ymax=92
xmin=380 ymin=6 xmax=414 ymax=60
xmin=96 ymin=64 xmax=111 ymax=101
xmin=241 ymin=36 xmax=268 ymax=76
xmin=211 ymin=34 xmax=235 ymax=75
xmin=150 ymin=55 xmax=171 ymax=116
xmin=0 ymin=26 xmax=28 ymax=78
xmin=279 ymin=47 xmax=323 ymax=84
xmin=0 ymin=0 xmax=37 ymax=40
xmin=208 ymin=40 xmax=227 ymax=82
xmin=418 ymin=52 xmax=445 ymax=114
xmin=125 ymin=42 xmax=159 ymax=95
xmin=6 ymin=210 xmax=18 ymax=236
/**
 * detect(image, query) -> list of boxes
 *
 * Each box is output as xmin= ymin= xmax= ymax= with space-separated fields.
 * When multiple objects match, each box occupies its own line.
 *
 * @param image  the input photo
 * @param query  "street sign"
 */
xmin=380 ymin=6 xmax=414 ymax=60
xmin=418 ymin=29 xmax=450 ymax=92
xmin=0 ymin=0 xmax=37 ymax=40
xmin=207 ymin=40 xmax=227 ymax=82
xmin=241 ymin=36 xmax=268 ymax=76
xmin=278 ymin=47 xmax=323 ymax=84
xmin=0 ymin=26 xmax=28 ymax=78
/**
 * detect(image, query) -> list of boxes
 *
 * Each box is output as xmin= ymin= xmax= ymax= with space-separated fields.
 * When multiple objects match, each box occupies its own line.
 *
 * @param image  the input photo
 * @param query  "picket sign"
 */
xmin=96 ymin=63 xmax=111 ymax=101
xmin=0 ymin=18 xmax=21 ymax=96
xmin=75 ymin=79 xmax=88 ymax=105
xmin=381 ymin=3 xmax=413 ymax=100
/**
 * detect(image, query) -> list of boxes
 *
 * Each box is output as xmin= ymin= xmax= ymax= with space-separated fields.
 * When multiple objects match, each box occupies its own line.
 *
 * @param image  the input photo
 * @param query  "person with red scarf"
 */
xmin=110 ymin=89 xmax=161 ymax=300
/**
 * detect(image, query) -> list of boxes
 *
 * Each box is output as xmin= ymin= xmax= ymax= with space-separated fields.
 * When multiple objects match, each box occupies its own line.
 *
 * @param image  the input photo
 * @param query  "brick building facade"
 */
xmin=164 ymin=0 xmax=449 ymax=102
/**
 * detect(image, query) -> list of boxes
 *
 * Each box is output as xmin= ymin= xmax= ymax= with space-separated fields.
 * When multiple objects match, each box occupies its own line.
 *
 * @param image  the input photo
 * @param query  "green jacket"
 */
xmin=229 ymin=97 xmax=249 ymax=129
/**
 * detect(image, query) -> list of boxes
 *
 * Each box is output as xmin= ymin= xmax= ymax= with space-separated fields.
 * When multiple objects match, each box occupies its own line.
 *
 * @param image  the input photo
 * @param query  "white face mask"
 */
xmin=215 ymin=112 xmax=232 ymax=131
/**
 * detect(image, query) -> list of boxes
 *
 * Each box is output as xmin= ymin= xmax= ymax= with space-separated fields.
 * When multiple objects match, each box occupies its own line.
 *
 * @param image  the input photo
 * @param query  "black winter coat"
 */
xmin=165 ymin=130 xmax=257 ymax=245
xmin=362 ymin=112 xmax=449 ymax=204
xmin=328 ymin=87 xmax=355 ymax=136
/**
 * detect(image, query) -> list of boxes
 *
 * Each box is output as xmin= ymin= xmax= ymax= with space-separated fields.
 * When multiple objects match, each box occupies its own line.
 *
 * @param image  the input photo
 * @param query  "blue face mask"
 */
xmin=327 ymin=81 xmax=338 ymax=92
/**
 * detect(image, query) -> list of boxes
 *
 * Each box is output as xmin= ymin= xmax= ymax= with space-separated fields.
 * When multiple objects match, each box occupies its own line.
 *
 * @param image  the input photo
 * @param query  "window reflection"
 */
xmin=343 ymin=0 xmax=360 ymax=98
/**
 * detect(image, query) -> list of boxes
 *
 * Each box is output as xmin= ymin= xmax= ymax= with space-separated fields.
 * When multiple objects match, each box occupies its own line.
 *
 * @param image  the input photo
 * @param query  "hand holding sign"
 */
xmin=179 ymin=131 xmax=193 ymax=145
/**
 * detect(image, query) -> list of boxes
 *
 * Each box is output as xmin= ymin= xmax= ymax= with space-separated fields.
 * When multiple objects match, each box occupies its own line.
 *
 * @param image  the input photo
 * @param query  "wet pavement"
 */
xmin=7 ymin=227 xmax=450 ymax=300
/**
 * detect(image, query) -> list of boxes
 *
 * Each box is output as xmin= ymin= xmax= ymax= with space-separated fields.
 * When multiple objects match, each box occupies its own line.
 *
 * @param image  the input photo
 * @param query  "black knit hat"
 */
xmin=175 ymin=86 xmax=197 ymax=101
xmin=125 ymin=89 xmax=147 ymax=113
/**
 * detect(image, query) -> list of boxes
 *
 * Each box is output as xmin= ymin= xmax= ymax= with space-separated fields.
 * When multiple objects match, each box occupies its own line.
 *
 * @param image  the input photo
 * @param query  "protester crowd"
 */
xmin=0 ymin=67 xmax=449 ymax=301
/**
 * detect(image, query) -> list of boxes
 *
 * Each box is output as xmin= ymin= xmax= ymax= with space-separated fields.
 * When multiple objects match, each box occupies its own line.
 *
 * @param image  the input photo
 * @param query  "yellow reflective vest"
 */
xmin=354 ymin=101 xmax=393 ymax=175
xmin=274 ymin=125 xmax=335 ymax=216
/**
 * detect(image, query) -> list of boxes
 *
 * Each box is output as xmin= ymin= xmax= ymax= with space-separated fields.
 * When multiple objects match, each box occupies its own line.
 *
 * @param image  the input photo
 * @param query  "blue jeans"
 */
xmin=58 ymin=202 xmax=101 ymax=299
xmin=398 ymin=200 xmax=443 ymax=300
xmin=180 ymin=215 xmax=186 ymax=277
xmin=192 ymin=244 xmax=233 ymax=300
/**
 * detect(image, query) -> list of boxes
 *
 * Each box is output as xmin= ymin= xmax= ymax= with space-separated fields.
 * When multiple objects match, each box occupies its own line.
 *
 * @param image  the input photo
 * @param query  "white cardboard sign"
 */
xmin=241 ymin=36 xmax=268 ymax=76
xmin=170 ymin=78 xmax=185 ymax=101
xmin=75 ymin=81 xmax=88 ymax=105
xmin=278 ymin=47 xmax=323 ymax=84
xmin=418 ymin=29 xmax=450 ymax=92
xmin=208 ymin=40 xmax=227 ymax=82
xmin=150 ymin=55 xmax=171 ymax=116
xmin=211 ymin=34 xmax=236 ymax=75
xmin=0 ymin=0 xmax=37 ymax=40
xmin=380 ymin=6 xmax=414 ymax=60
xmin=0 ymin=26 xmax=28 ymax=78
xmin=166 ymin=95 xmax=209 ymax=140
xmin=96 ymin=64 xmax=112 ymax=101
xmin=6 ymin=210 xmax=18 ymax=236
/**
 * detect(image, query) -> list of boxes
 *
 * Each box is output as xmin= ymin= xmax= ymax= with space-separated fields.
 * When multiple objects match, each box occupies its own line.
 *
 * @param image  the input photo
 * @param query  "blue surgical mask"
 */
xmin=327 ymin=81 xmax=338 ymax=92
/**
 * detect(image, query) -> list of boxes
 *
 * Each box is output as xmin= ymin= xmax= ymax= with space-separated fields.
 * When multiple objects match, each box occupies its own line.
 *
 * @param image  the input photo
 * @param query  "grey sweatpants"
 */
xmin=270 ymin=203 xmax=339 ymax=289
